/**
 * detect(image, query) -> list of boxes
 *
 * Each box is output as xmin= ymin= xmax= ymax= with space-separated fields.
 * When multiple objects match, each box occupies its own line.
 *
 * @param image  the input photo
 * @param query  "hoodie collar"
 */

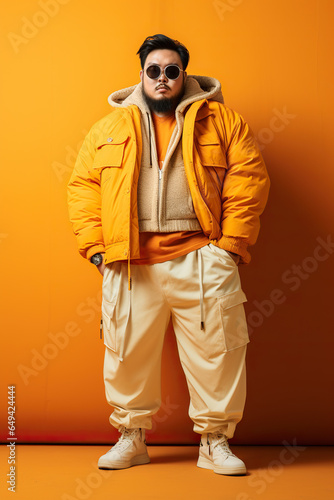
xmin=107 ymin=75 xmax=224 ymax=115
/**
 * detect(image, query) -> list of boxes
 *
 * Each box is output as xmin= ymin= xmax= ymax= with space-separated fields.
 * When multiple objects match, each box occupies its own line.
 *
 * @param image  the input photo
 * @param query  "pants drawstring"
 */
xmin=128 ymin=253 xmax=132 ymax=291
xmin=118 ymin=249 xmax=203 ymax=361
xmin=198 ymin=249 xmax=205 ymax=330
xmin=117 ymin=289 xmax=131 ymax=363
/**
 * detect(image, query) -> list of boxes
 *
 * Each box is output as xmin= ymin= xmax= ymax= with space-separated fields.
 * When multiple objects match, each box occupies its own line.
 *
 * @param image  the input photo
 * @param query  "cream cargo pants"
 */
xmin=101 ymin=243 xmax=249 ymax=438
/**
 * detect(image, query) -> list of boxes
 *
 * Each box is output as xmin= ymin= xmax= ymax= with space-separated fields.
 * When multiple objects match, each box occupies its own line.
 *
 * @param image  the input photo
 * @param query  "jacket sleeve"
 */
xmin=216 ymin=108 xmax=270 ymax=263
xmin=67 ymin=127 xmax=105 ymax=261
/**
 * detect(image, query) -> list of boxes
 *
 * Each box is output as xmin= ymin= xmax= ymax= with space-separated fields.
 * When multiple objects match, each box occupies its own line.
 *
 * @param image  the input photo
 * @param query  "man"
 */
xmin=67 ymin=34 xmax=270 ymax=476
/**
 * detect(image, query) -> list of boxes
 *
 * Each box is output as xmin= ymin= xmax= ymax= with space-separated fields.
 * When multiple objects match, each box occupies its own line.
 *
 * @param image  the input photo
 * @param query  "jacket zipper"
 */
xmin=158 ymin=167 xmax=163 ymax=231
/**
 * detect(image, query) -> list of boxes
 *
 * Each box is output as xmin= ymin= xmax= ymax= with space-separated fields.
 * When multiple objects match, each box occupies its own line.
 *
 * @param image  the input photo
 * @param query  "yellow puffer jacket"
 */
xmin=67 ymin=98 xmax=270 ymax=273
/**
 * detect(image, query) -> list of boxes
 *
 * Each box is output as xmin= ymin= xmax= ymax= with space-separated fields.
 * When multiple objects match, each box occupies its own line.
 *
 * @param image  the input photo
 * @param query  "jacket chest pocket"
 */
xmin=92 ymin=135 xmax=129 ymax=181
xmin=195 ymin=133 xmax=227 ymax=168
xmin=194 ymin=111 xmax=227 ymax=168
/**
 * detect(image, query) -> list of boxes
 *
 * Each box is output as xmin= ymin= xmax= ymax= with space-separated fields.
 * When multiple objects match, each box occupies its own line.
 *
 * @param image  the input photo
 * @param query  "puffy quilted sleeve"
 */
xmin=67 ymin=126 xmax=105 ymax=261
xmin=216 ymin=106 xmax=270 ymax=263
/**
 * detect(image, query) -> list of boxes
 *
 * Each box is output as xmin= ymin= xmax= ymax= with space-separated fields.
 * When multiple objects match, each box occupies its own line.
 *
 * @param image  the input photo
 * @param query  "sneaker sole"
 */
xmin=98 ymin=452 xmax=150 ymax=470
xmin=197 ymin=456 xmax=247 ymax=475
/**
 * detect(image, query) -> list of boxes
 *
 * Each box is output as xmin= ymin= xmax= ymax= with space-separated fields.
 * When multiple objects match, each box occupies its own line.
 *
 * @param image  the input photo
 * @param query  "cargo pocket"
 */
xmin=101 ymin=297 xmax=117 ymax=352
xmin=218 ymin=289 xmax=249 ymax=352
xmin=101 ymin=262 xmax=122 ymax=352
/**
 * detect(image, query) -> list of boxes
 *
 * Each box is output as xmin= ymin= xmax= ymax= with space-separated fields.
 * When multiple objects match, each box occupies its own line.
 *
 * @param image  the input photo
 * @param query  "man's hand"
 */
xmin=97 ymin=253 xmax=106 ymax=275
xmin=226 ymin=250 xmax=240 ymax=265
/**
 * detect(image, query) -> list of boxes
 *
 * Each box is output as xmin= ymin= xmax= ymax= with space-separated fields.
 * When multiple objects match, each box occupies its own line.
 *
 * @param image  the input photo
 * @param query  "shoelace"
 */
xmin=208 ymin=433 xmax=234 ymax=457
xmin=107 ymin=426 xmax=140 ymax=453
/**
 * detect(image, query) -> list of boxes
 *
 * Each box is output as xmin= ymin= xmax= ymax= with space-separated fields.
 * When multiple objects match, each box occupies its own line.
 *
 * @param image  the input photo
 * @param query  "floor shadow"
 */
xmin=233 ymin=445 xmax=334 ymax=470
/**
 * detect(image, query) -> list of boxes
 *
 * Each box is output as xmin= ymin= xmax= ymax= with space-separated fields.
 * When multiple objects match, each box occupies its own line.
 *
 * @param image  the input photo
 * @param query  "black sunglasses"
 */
xmin=145 ymin=64 xmax=184 ymax=80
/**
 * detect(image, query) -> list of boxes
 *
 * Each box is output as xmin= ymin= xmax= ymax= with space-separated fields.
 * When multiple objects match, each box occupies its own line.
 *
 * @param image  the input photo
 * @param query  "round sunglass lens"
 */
xmin=165 ymin=66 xmax=180 ymax=79
xmin=146 ymin=65 xmax=161 ymax=79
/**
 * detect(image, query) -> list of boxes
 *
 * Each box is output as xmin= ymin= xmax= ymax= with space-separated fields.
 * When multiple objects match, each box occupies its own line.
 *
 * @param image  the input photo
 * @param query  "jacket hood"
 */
xmin=107 ymin=75 xmax=224 ymax=115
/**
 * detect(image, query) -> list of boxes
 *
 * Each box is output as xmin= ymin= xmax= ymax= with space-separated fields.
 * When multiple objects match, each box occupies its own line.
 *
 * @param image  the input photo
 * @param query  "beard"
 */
xmin=142 ymin=83 xmax=185 ymax=114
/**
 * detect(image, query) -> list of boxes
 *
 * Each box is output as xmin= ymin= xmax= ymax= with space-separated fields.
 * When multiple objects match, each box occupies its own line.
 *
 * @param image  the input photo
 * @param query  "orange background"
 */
xmin=1 ymin=0 xmax=333 ymax=445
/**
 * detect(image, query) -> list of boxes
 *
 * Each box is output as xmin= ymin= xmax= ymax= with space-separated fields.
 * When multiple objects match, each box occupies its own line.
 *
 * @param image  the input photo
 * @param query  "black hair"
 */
xmin=136 ymin=34 xmax=189 ymax=70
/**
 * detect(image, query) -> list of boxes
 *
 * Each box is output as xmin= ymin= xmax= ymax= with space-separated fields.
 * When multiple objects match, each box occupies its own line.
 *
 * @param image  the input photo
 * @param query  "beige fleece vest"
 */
xmin=137 ymin=109 xmax=201 ymax=232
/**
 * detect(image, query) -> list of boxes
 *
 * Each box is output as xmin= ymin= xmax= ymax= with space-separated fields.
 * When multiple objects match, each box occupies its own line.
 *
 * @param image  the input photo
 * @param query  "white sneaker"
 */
xmin=197 ymin=432 xmax=247 ymax=475
xmin=98 ymin=426 xmax=150 ymax=469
